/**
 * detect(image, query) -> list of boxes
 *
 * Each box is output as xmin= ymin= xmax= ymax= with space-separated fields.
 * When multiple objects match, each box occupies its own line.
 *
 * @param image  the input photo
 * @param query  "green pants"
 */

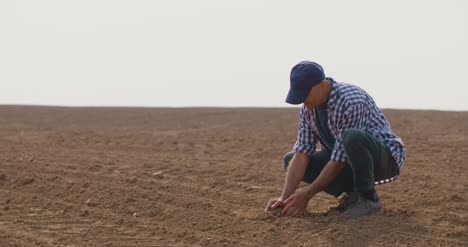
xmin=283 ymin=129 xmax=399 ymax=197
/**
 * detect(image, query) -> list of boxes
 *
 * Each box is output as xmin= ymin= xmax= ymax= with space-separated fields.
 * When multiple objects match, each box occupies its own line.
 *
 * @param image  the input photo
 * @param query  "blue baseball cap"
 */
xmin=285 ymin=61 xmax=325 ymax=105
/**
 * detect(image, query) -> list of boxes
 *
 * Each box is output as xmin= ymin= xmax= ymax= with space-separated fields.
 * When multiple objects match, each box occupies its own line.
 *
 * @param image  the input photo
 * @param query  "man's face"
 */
xmin=303 ymin=82 xmax=323 ymax=110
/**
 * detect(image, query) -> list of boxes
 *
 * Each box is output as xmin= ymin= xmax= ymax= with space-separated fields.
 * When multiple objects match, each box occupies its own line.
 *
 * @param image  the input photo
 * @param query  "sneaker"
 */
xmin=330 ymin=192 xmax=359 ymax=212
xmin=343 ymin=194 xmax=383 ymax=218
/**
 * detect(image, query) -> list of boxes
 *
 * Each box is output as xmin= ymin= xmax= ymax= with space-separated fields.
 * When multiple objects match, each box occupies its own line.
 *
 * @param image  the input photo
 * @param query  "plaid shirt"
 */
xmin=293 ymin=78 xmax=407 ymax=170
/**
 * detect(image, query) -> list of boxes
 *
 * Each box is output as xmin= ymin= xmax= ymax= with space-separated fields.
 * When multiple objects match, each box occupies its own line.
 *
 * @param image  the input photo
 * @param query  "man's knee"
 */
xmin=282 ymin=151 xmax=295 ymax=171
xmin=343 ymin=128 xmax=367 ymax=152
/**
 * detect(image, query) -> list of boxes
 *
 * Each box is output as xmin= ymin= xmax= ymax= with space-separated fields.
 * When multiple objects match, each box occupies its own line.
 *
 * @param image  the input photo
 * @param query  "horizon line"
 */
xmin=0 ymin=104 xmax=466 ymax=112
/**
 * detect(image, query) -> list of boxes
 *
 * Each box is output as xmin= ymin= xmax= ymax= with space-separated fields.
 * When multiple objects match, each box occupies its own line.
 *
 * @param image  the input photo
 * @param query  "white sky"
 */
xmin=0 ymin=0 xmax=467 ymax=110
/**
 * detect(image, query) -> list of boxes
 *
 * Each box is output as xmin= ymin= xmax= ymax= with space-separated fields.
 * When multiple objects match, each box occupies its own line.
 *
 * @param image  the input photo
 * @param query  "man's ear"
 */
xmin=320 ymin=80 xmax=327 ymax=88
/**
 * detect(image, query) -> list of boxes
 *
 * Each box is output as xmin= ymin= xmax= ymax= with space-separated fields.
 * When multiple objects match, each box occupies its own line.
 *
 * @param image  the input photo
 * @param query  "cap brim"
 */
xmin=285 ymin=89 xmax=309 ymax=105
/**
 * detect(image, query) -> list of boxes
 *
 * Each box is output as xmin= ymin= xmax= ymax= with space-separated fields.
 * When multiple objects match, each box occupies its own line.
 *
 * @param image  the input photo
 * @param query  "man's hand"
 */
xmin=264 ymin=198 xmax=286 ymax=212
xmin=281 ymin=191 xmax=310 ymax=217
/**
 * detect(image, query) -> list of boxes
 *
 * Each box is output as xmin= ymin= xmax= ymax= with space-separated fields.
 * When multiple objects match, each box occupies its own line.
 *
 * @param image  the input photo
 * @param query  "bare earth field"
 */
xmin=0 ymin=106 xmax=466 ymax=246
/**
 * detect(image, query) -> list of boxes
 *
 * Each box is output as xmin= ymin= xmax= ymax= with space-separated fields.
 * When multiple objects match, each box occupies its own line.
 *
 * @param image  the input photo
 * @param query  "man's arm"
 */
xmin=280 ymin=160 xmax=345 ymax=217
xmin=265 ymin=152 xmax=309 ymax=212
xmin=265 ymin=106 xmax=316 ymax=212
xmin=280 ymin=152 xmax=310 ymax=200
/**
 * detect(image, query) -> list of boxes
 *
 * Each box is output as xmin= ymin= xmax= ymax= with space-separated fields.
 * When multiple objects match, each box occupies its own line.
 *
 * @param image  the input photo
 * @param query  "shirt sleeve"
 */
xmin=292 ymin=107 xmax=317 ymax=155
xmin=331 ymin=103 xmax=369 ymax=162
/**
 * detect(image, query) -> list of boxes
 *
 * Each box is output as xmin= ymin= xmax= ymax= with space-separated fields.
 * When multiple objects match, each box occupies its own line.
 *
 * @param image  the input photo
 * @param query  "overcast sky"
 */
xmin=0 ymin=0 xmax=467 ymax=110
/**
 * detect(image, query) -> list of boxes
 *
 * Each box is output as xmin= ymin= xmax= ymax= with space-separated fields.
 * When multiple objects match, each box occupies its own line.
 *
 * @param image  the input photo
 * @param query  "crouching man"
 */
xmin=265 ymin=61 xmax=407 ymax=218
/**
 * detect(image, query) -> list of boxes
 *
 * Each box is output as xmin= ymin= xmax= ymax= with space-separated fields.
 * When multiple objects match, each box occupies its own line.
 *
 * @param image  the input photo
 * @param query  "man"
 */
xmin=265 ymin=61 xmax=407 ymax=218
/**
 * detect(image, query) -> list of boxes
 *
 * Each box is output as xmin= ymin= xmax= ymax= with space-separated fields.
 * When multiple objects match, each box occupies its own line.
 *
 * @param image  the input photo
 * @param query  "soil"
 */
xmin=0 ymin=106 xmax=466 ymax=246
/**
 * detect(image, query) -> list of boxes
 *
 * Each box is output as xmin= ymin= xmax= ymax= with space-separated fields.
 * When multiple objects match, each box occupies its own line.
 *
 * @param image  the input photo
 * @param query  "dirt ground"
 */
xmin=0 ymin=106 xmax=466 ymax=246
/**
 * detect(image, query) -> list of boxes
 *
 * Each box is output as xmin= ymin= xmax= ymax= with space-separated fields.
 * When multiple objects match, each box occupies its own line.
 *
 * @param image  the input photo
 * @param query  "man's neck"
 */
xmin=319 ymin=80 xmax=332 ymax=106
